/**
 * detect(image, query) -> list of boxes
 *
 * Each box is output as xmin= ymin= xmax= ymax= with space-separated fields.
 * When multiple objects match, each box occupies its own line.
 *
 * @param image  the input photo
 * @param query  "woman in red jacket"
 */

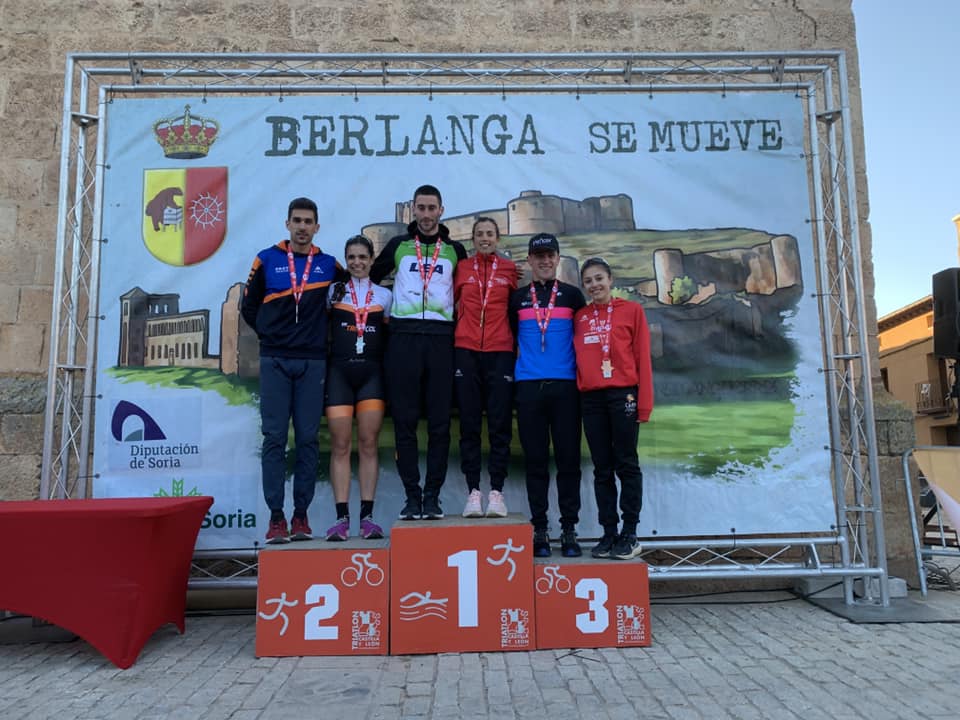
xmin=573 ymin=257 xmax=654 ymax=560
xmin=453 ymin=217 xmax=518 ymax=518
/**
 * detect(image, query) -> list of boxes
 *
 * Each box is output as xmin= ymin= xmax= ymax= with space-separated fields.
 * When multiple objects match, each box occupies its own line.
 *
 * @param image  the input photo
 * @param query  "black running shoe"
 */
xmin=560 ymin=528 xmax=582 ymax=558
xmin=591 ymin=533 xmax=618 ymax=559
xmin=533 ymin=528 xmax=551 ymax=557
xmin=399 ymin=497 xmax=421 ymax=521
xmin=421 ymin=494 xmax=444 ymax=520
xmin=612 ymin=534 xmax=643 ymax=560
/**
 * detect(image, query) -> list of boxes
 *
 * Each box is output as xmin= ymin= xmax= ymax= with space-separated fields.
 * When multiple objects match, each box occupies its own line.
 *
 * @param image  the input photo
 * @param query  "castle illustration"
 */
xmin=116 ymin=189 xmax=803 ymax=378
xmin=117 ymin=284 xmax=258 ymax=378
xmin=361 ymin=189 xmax=635 ymax=249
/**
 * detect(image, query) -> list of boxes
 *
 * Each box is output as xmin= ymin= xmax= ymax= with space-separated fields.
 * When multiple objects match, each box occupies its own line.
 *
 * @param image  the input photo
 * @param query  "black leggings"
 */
xmin=454 ymin=349 xmax=514 ymax=492
xmin=581 ymin=386 xmax=642 ymax=535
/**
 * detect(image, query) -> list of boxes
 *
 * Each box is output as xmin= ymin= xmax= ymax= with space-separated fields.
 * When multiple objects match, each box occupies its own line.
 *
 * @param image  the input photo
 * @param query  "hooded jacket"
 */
xmin=370 ymin=221 xmax=468 ymax=335
xmin=240 ymin=241 xmax=343 ymax=358
xmin=573 ymin=297 xmax=654 ymax=422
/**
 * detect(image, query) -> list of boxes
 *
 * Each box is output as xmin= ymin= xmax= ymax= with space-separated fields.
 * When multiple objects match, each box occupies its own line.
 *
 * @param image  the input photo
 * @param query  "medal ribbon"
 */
xmin=286 ymin=242 xmax=314 ymax=322
xmin=530 ymin=279 xmax=559 ymax=352
xmin=348 ymin=278 xmax=375 ymax=348
xmin=473 ymin=253 xmax=499 ymax=326
xmin=415 ymin=235 xmax=444 ymax=292
xmin=592 ymin=301 xmax=614 ymax=371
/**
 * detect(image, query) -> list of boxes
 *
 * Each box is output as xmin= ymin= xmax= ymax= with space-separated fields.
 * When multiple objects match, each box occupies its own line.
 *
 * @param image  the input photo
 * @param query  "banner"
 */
xmin=95 ymin=92 xmax=834 ymax=548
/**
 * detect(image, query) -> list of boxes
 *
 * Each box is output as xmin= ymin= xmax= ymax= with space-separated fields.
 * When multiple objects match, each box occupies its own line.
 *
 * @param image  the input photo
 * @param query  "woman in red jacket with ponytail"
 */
xmin=453 ymin=217 xmax=518 ymax=518
xmin=573 ymin=257 xmax=654 ymax=561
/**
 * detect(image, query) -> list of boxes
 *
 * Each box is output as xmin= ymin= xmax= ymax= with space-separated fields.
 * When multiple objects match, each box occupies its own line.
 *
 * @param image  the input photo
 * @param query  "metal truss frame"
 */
xmin=42 ymin=52 xmax=886 ymax=604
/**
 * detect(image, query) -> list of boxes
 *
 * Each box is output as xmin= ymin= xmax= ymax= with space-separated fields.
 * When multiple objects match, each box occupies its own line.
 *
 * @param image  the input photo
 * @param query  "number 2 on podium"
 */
xmin=304 ymin=583 xmax=339 ymax=640
xmin=447 ymin=550 xmax=479 ymax=628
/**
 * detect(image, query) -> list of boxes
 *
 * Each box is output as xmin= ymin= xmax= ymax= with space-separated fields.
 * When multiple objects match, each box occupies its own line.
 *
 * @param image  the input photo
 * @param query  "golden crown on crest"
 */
xmin=153 ymin=105 xmax=220 ymax=159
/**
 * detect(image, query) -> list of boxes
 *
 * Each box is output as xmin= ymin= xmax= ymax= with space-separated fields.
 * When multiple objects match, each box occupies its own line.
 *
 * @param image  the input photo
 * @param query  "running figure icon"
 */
xmin=258 ymin=592 xmax=300 ymax=635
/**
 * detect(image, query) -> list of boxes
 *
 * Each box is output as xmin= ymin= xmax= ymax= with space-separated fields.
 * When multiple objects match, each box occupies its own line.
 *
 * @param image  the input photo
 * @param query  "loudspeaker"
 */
xmin=933 ymin=268 xmax=960 ymax=358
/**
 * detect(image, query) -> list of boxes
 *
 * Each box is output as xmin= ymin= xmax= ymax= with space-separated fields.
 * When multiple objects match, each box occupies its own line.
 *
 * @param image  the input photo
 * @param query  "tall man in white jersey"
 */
xmin=370 ymin=185 xmax=468 ymax=520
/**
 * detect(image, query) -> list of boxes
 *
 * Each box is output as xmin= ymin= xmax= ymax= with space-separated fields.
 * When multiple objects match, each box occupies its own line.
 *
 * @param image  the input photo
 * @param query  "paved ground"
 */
xmin=2 ymin=588 xmax=960 ymax=720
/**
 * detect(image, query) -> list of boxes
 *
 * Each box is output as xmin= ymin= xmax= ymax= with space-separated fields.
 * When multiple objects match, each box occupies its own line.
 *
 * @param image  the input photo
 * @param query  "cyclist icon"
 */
xmin=535 ymin=565 xmax=572 ymax=595
xmin=340 ymin=552 xmax=385 ymax=587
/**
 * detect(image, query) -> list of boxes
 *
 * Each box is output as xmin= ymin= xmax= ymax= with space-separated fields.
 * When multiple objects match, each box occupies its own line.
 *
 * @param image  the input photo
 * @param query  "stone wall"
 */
xmin=2 ymin=0 xmax=914 ymax=582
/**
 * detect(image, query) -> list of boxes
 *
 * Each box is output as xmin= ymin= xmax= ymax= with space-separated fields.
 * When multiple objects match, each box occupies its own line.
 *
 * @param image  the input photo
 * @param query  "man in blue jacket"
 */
xmin=241 ymin=197 xmax=343 ymax=544
xmin=509 ymin=233 xmax=586 ymax=558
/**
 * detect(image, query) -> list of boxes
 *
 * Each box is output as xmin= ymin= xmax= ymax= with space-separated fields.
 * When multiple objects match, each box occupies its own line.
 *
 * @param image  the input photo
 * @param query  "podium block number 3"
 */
xmin=447 ymin=550 xmax=479 ymax=628
xmin=304 ymin=583 xmax=340 ymax=640
xmin=575 ymin=578 xmax=609 ymax=634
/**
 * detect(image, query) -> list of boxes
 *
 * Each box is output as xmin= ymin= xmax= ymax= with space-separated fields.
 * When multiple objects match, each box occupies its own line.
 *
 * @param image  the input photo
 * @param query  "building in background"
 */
xmin=879 ymin=295 xmax=958 ymax=445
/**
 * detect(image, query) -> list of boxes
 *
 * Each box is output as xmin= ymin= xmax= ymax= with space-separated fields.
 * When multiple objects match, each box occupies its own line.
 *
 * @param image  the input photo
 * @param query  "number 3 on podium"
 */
xmin=575 ymin=578 xmax=609 ymax=634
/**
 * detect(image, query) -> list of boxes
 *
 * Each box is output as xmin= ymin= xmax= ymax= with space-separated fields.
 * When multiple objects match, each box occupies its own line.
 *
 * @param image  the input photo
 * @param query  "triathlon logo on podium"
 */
xmin=500 ymin=608 xmax=530 ymax=648
xmin=351 ymin=610 xmax=383 ymax=651
xmin=616 ymin=604 xmax=647 ymax=645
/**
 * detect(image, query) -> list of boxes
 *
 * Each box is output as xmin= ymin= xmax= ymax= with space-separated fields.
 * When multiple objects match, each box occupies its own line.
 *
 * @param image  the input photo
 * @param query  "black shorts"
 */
xmin=325 ymin=360 xmax=385 ymax=417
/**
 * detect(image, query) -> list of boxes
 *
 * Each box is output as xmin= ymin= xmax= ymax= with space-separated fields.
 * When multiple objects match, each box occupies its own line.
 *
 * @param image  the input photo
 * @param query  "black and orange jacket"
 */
xmin=241 ymin=241 xmax=344 ymax=359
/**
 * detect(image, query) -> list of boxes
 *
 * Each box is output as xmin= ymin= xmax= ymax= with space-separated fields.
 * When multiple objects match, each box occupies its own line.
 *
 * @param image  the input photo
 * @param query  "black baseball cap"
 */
xmin=528 ymin=233 xmax=560 ymax=254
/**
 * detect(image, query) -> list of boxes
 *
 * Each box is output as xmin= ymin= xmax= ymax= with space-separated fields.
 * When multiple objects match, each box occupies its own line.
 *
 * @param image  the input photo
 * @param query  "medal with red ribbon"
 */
xmin=348 ymin=277 xmax=375 ymax=355
xmin=473 ymin=254 xmax=499 ymax=328
xmin=415 ymin=235 xmax=444 ymax=296
xmin=286 ymin=242 xmax=314 ymax=324
xmin=530 ymin=279 xmax=559 ymax=352
xmin=592 ymin=300 xmax=614 ymax=378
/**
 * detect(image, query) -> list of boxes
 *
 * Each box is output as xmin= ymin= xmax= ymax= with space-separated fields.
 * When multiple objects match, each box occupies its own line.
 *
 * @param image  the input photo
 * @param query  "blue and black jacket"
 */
xmin=509 ymin=279 xmax=585 ymax=381
xmin=241 ymin=241 xmax=344 ymax=359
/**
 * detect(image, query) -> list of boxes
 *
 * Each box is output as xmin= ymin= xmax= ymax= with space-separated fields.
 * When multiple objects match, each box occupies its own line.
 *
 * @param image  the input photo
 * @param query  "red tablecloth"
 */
xmin=0 ymin=496 xmax=212 ymax=668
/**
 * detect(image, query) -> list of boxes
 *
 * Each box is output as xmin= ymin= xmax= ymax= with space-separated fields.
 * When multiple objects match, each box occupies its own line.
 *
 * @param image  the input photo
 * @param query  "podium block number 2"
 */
xmin=447 ymin=550 xmax=479 ymax=628
xmin=304 ymin=583 xmax=340 ymax=640
xmin=575 ymin=578 xmax=609 ymax=634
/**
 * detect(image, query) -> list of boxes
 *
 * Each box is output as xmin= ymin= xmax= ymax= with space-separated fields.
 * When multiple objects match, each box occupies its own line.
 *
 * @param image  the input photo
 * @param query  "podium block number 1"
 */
xmin=447 ymin=550 xmax=479 ymax=628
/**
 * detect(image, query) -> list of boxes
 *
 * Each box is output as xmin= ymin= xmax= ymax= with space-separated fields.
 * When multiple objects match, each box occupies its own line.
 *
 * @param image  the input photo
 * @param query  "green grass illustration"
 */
xmin=108 ymin=366 xmax=259 ymax=408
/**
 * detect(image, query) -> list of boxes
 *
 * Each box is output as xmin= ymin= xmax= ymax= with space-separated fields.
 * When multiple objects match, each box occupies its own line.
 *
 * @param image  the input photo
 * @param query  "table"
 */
xmin=0 ymin=496 xmax=212 ymax=668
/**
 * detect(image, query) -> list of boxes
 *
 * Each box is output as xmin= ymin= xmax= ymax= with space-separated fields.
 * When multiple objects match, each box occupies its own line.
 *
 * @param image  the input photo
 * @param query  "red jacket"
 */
xmin=574 ymin=298 xmax=654 ymax=422
xmin=454 ymin=252 xmax=517 ymax=352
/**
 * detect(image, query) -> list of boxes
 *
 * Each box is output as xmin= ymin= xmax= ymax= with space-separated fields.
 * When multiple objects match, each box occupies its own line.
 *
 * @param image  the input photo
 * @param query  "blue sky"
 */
xmin=853 ymin=0 xmax=960 ymax=317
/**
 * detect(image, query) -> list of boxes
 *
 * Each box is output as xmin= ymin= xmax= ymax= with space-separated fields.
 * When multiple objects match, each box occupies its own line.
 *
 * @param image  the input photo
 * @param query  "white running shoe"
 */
xmin=462 ymin=489 xmax=484 ymax=518
xmin=486 ymin=489 xmax=508 ymax=517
